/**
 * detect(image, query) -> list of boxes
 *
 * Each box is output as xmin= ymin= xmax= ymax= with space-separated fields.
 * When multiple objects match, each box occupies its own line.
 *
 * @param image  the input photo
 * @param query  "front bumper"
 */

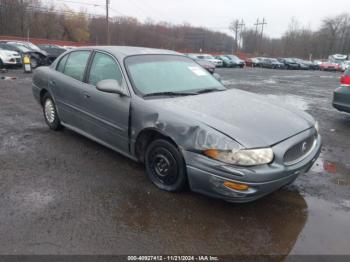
xmin=184 ymin=128 xmax=322 ymax=203
xmin=3 ymin=57 xmax=22 ymax=65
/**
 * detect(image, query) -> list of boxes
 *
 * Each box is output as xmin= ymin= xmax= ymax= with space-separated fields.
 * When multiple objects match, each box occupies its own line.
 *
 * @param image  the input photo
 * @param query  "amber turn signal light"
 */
xmin=224 ymin=181 xmax=249 ymax=191
xmin=203 ymin=149 xmax=219 ymax=158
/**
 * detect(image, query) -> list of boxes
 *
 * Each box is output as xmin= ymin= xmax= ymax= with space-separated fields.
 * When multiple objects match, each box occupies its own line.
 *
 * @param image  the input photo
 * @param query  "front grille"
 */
xmin=284 ymin=134 xmax=317 ymax=165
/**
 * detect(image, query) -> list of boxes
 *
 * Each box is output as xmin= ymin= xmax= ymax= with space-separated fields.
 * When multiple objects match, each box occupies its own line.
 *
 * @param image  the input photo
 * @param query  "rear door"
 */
xmin=49 ymin=50 xmax=91 ymax=130
xmin=79 ymin=51 xmax=131 ymax=153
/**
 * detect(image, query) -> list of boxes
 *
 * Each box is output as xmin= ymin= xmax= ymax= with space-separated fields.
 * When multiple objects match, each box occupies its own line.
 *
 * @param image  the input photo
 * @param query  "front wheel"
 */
xmin=43 ymin=93 xmax=63 ymax=130
xmin=145 ymin=139 xmax=187 ymax=192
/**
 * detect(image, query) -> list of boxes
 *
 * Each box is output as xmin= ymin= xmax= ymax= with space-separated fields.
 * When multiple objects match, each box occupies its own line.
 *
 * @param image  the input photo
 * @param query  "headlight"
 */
xmin=204 ymin=148 xmax=274 ymax=166
xmin=315 ymin=121 xmax=319 ymax=133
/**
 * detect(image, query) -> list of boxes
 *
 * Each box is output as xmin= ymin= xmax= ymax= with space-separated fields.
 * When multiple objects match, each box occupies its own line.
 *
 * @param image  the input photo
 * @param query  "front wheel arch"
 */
xmin=39 ymin=89 xmax=48 ymax=106
xmin=134 ymin=128 xmax=179 ymax=163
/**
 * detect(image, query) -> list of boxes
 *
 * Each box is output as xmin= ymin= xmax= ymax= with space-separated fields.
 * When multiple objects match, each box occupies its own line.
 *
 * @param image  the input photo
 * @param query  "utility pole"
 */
xmin=260 ymin=18 xmax=267 ymax=38
xmin=254 ymin=18 xmax=260 ymax=54
xmin=106 ymin=0 xmax=110 ymax=45
xmin=260 ymin=18 xmax=267 ymax=53
xmin=254 ymin=18 xmax=260 ymax=35
xmin=238 ymin=19 xmax=245 ymax=50
xmin=254 ymin=18 xmax=267 ymax=54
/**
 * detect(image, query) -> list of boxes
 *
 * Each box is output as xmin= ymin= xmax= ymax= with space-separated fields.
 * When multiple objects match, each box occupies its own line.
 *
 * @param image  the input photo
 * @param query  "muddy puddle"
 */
xmin=312 ymin=155 xmax=350 ymax=186
xmin=107 ymin=188 xmax=307 ymax=255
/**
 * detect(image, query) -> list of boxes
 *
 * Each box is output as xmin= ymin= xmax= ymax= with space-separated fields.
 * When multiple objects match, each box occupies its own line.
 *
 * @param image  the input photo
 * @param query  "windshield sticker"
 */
xmin=188 ymin=66 xmax=208 ymax=76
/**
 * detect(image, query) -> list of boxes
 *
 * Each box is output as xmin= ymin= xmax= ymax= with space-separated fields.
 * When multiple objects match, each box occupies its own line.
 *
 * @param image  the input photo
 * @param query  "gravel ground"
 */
xmin=0 ymin=67 xmax=349 ymax=256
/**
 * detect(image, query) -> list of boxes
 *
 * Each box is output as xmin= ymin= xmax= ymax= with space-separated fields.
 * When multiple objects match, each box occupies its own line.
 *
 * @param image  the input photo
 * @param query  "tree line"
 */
xmin=239 ymin=15 xmax=350 ymax=59
xmin=0 ymin=0 xmax=234 ymax=52
xmin=1 ymin=0 xmax=350 ymax=58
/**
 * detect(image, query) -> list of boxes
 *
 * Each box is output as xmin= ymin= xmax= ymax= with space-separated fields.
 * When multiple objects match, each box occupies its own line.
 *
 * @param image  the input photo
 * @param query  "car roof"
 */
xmin=73 ymin=46 xmax=180 ymax=59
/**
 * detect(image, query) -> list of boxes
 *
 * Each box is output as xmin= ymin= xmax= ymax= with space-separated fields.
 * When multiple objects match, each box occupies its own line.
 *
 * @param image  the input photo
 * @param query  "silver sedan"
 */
xmin=32 ymin=46 xmax=322 ymax=202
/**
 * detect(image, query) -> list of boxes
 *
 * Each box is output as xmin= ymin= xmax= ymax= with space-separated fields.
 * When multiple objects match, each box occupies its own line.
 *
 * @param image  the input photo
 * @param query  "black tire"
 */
xmin=0 ymin=59 xmax=4 ymax=69
xmin=42 ymin=93 xmax=63 ymax=131
xmin=145 ymin=139 xmax=187 ymax=192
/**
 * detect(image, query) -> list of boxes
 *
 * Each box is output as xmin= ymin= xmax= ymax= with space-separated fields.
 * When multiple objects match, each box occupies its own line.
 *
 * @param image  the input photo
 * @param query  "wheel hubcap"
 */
xmin=44 ymin=99 xmax=55 ymax=123
xmin=154 ymin=155 xmax=170 ymax=176
xmin=149 ymin=148 xmax=178 ymax=185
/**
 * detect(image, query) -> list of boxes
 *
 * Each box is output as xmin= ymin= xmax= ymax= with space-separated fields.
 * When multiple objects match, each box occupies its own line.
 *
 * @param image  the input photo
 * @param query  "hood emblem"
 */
xmin=301 ymin=141 xmax=308 ymax=153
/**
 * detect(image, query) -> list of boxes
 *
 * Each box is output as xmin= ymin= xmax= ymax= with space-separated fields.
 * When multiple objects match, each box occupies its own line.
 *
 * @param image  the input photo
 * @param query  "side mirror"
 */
xmin=96 ymin=79 xmax=127 ymax=96
xmin=213 ymin=73 xmax=222 ymax=82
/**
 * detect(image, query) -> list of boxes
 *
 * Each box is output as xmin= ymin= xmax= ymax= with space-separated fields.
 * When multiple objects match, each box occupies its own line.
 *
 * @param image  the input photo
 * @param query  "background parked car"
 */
xmin=295 ymin=59 xmax=319 ymax=70
xmin=245 ymin=57 xmax=261 ymax=67
xmin=278 ymin=58 xmax=300 ymax=70
xmin=0 ymin=47 xmax=22 ymax=68
xmin=215 ymin=55 xmax=234 ymax=68
xmin=340 ymin=61 xmax=350 ymax=72
xmin=305 ymin=60 xmax=320 ymax=70
xmin=37 ymin=44 xmax=67 ymax=63
xmin=195 ymin=54 xmax=223 ymax=67
xmin=261 ymin=58 xmax=285 ymax=69
xmin=292 ymin=58 xmax=311 ymax=70
xmin=225 ymin=55 xmax=245 ymax=68
xmin=0 ymin=41 xmax=49 ymax=68
xmin=185 ymin=53 xmax=216 ymax=74
xmin=333 ymin=67 xmax=350 ymax=113
xmin=320 ymin=61 xmax=341 ymax=72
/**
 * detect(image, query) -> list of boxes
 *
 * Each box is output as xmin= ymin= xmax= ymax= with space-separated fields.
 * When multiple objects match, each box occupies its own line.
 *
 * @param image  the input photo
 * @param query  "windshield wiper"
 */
xmin=143 ymin=91 xmax=197 ymax=97
xmin=196 ymin=88 xmax=225 ymax=94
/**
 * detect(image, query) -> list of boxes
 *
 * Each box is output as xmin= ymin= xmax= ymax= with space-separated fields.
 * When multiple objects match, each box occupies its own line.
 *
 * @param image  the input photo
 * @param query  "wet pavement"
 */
xmin=0 ymin=68 xmax=349 ymax=255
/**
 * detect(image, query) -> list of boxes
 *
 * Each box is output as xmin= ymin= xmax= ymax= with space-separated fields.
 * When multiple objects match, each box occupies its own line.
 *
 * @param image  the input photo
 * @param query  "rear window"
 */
xmin=63 ymin=51 xmax=90 ymax=81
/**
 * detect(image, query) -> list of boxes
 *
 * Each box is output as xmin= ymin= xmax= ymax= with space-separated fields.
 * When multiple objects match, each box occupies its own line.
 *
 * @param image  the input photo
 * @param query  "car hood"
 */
xmin=0 ymin=50 xmax=19 ymax=56
xmin=196 ymin=60 xmax=215 ymax=67
xmin=148 ymin=89 xmax=315 ymax=148
xmin=208 ymin=59 xmax=221 ymax=63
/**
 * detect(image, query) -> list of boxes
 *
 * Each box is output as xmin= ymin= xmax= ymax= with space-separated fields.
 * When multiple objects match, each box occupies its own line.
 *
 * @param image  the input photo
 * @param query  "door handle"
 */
xmin=83 ymin=92 xmax=90 ymax=99
xmin=49 ymin=80 xmax=56 ymax=86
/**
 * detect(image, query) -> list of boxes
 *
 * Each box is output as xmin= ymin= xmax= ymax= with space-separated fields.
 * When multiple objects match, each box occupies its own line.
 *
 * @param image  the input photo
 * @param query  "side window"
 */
xmin=88 ymin=52 xmax=123 ymax=86
xmin=63 ymin=51 xmax=90 ymax=81
xmin=56 ymin=54 xmax=68 ymax=73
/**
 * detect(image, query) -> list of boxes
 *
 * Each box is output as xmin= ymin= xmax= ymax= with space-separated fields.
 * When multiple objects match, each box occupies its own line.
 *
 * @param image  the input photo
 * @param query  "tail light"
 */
xmin=341 ymin=75 xmax=350 ymax=86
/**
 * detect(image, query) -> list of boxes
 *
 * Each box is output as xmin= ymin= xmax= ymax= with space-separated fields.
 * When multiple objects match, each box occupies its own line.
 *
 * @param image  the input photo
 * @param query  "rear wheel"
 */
xmin=145 ymin=139 xmax=187 ymax=192
xmin=42 ymin=93 xmax=63 ymax=130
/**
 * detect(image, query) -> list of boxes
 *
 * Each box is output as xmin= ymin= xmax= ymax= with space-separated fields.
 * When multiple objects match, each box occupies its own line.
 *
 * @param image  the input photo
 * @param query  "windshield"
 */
xmin=25 ymin=42 xmax=41 ymax=51
xmin=198 ymin=55 xmax=214 ymax=60
xmin=219 ymin=56 xmax=230 ymax=61
xmin=125 ymin=55 xmax=225 ymax=96
xmin=226 ymin=55 xmax=240 ymax=62
xmin=11 ymin=44 xmax=30 ymax=52
xmin=186 ymin=54 xmax=199 ymax=59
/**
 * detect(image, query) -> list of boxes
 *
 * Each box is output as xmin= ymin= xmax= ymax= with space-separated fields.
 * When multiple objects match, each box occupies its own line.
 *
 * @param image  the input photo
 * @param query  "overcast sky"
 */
xmin=53 ymin=0 xmax=350 ymax=38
